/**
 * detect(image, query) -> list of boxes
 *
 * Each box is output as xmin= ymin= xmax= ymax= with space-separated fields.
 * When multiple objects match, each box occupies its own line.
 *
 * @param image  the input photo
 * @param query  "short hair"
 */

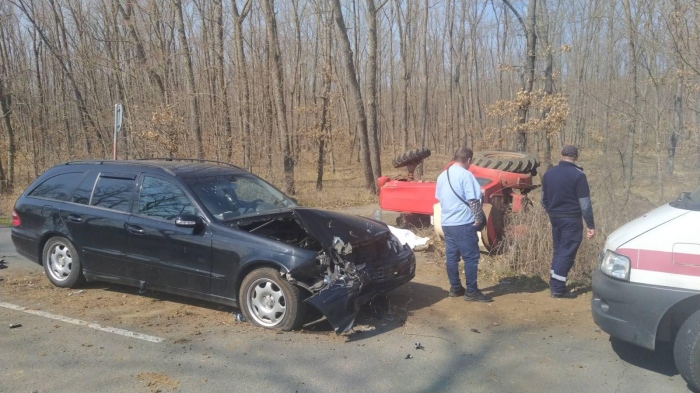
xmin=453 ymin=147 xmax=474 ymax=163
xmin=561 ymin=144 xmax=578 ymax=158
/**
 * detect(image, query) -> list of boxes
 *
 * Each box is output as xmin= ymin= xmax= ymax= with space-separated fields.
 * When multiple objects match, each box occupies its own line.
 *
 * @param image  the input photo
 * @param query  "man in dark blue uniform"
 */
xmin=541 ymin=145 xmax=596 ymax=298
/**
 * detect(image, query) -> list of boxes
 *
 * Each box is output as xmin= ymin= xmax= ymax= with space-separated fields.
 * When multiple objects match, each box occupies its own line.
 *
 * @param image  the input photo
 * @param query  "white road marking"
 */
xmin=0 ymin=302 xmax=164 ymax=343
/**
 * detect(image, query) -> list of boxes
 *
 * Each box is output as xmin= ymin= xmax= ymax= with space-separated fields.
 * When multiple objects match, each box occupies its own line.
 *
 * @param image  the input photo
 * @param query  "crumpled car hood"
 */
xmin=292 ymin=208 xmax=390 ymax=250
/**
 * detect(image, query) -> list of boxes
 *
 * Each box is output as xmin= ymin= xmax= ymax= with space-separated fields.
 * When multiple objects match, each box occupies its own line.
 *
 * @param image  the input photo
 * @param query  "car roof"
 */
xmin=56 ymin=159 xmax=249 ymax=179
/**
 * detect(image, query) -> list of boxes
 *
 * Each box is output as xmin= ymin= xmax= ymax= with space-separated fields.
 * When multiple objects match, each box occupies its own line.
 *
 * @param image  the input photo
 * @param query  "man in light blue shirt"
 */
xmin=435 ymin=147 xmax=492 ymax=302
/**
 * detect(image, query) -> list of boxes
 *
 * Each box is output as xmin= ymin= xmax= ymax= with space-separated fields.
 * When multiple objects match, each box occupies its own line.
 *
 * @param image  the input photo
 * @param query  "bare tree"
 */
xmin=622 ymin=0 xmax=639 ymax=192
xmin=366 ymin=0 xmax=386 ymax=182
xmin=232 ymin=0 xmax=253 ymax=170
xmin=174 ymin=0 xmax=204 ymax=159
xmin=394 ymin=0 xmax=413 ymax=151
xmin=537 ymin=0 xmax=554 ymax=168
xmin=261 ymin=0 xmax=295 ymax=194
xmin=502 ymin=0 xmax=537 ymax=151
xmin=331 ymin=0 xmax=376 ymax=193
xmin=315 ymin=0 xmax=334 ymax=191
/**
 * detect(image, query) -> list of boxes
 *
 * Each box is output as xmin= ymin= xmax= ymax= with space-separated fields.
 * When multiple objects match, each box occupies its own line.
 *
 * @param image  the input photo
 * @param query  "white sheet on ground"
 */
xmin=388 ymin=225 xmax=430 ymax=250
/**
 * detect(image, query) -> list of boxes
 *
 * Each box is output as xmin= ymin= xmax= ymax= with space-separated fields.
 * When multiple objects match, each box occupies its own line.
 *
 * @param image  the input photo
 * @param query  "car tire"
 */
xmin=472 ymin=150 xmax=540 ymax=175
xmin=674 ymin=310 xmax=700 ymax=391
xmin=42 ymin=236 xmax=85 ymax=288
xmin=240 ymin=267 xmax=305 ymax=331
xmin=392 ymin=148 xmax=431 ymax=168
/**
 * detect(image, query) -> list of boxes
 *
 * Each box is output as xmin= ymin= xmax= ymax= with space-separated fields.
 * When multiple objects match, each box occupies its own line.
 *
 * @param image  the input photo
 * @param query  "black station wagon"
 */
xmin=11 ymin=159 xmax=416 ymax=332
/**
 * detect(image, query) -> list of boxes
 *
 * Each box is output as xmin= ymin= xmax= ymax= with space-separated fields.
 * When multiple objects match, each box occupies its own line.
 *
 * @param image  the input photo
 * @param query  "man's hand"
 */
xmin=586 ymin=229 xmax=596 ymax=239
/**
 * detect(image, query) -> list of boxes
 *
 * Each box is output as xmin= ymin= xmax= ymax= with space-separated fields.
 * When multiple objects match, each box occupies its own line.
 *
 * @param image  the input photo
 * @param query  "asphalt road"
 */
xmin=0 ymin=226 xmax=691 ymax=393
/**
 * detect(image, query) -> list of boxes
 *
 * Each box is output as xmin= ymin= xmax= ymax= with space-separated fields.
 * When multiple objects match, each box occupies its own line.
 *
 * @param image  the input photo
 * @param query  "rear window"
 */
xmin=28 ymin=172 xmax=83 ymax=201
xmin=91 ymin=174 xmax=136 ymax=212
xmin=71 ymin=172 xmax=98 ymax=205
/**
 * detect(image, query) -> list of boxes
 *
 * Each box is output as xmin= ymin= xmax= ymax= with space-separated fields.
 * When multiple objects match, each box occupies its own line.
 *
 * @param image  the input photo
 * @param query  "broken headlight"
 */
xmin=600 ymin=249 xmax=630 ymax=281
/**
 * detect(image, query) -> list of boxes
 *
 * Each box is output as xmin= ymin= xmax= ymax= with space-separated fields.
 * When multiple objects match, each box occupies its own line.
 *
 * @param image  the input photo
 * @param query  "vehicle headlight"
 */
xmin=389 ymin=233 xmax=404 ymax=252
xmin=600 ymin=249 xmax=630 ymax=281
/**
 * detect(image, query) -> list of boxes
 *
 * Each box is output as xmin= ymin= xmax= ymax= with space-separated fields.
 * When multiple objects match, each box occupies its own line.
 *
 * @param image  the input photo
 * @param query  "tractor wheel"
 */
xmin=473 ymin=150 xmax=540 ymax=175
xmin=392 ymin=148 xmax=432 ymax=168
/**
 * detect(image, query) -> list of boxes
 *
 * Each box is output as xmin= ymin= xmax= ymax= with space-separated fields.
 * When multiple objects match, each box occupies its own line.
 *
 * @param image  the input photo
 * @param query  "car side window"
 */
xmin=91 ymin=174 xmax=136 ymax=212
xmin=138 ymin=176 xmax=196 ymax=221
xmin=28 ymin=172 xmax=83 ymax=201
xmin=72 ymin=172 xmax=98 ymax=205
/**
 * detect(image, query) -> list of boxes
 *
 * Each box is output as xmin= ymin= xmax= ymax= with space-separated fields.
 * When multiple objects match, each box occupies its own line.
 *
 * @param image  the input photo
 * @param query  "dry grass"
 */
xmin=491 ymin=149 xmax=700 ymax=286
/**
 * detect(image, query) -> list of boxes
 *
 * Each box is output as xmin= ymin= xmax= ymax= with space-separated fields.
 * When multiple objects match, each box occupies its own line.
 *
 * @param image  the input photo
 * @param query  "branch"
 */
xmin=501 ymin=0 xmax=527 ymax=36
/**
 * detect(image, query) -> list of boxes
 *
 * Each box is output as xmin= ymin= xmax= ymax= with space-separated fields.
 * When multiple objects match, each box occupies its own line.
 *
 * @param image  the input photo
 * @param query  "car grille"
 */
xmin=349 ymin=233 xmax=394 ymax=264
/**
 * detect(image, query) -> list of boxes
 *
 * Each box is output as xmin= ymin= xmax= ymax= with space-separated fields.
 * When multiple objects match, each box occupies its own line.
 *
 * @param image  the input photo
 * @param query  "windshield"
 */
xmin=670 ymin=186 xmax=700 ymax=211
xmin=185 ymin=174 xmax=297 ymax=221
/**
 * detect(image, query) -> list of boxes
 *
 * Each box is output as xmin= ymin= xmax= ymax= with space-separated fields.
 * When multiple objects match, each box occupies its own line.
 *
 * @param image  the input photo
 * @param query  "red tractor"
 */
xmin=377 ymin=149 xmax=539 ymax=252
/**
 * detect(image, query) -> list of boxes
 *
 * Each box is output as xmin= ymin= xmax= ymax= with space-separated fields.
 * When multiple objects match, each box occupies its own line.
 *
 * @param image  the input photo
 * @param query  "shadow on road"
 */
xmin=610 ymin=337 xmax=678 ymax=377
xmin=301 ymin=281 xmax=444 ymax=340
xmin=481 ymin=275 xmax=549 ymax=298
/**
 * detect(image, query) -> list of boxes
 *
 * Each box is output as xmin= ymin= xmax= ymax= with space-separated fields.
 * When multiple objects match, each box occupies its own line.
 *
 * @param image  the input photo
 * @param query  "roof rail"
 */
xmin=64 ymin=160 xmax=106 ymax=165
xmin=62 ymin=159 xmax=177 ymax=175
xmin=136 ymin=157 xmax=244 ymax=170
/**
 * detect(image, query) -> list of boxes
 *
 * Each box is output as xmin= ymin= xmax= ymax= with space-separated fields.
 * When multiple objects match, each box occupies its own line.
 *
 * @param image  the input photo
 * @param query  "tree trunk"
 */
xmin=331 ymin=0 xmax=376 ymax=193
xmin=366 ymin=0 xmax=383 ymax=182
xmin=174 ymin=0 xmax=205 ymax=159
xmin=622 ymin=0 xmax=638 ymax=192
xmin=316 ymin=3 xmax=333 ymax=191
xmin=0 ymin=78 xmax=14 ymax=192
xmin=232 ymin=0 xmax=252 ymax=170
xmin=395 ymin=0 xmax=411 ymax=152
xmin=261 ymin=0 xmax=295 ymax=194
xmin=502 ymin=0 xmax=536 ymax=151
xmin=538 ymin=0 xmax=553 ymax=169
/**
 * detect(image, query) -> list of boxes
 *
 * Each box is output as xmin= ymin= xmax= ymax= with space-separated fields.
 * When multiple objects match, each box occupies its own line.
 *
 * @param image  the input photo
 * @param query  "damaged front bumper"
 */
xmin=303 ymin=241 xmax=416 ymax=334
xmin=240 ymin=207 xmax=417 ymax=334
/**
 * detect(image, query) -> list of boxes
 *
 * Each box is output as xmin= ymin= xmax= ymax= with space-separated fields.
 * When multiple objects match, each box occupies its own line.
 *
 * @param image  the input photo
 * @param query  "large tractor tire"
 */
xmin=433 ymin=203 xmax=504 ymax=254
xmin=392 ymin=148 xmax=431 ymax=168
xmin=473 ymin=150 xmax=540 ymax=175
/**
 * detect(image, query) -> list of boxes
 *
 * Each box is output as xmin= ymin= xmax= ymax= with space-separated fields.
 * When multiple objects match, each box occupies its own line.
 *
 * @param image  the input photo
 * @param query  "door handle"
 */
xmin=127 ymin=224 xmax=145 ymax=235
xmin=67 ymin=214 xmax=83 ymax=223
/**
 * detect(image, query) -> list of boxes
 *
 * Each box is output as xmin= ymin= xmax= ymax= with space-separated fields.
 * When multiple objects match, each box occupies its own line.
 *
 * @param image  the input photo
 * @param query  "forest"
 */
xmin=0 ymin=0 xmax=699 ymax=205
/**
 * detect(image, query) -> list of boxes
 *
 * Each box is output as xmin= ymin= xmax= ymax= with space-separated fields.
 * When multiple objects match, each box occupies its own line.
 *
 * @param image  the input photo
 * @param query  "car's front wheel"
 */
xmin=42 ymin=237 xmax=85 ymax=288
xmin=240 ymin=268 xmax=305 ymax=330
xmin=675 ymin=310 xmax=700 ymax=391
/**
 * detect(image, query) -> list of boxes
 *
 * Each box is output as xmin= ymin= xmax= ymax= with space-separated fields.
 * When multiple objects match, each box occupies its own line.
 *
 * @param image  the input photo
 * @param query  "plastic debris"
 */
xmin=405 ymin=354 xmax=413 ymax=359
xmin=68 ymin=290 xmax=84 ymax=296
xmin=233 ymin=311 xmax=246 ymax=323
xmin=9 ymin=323 xmax=22 ymax=329
xmin=470 ymin=328 xmax=481 ymax=334
xmin=414 ymin=342 xmax=424 ymax=350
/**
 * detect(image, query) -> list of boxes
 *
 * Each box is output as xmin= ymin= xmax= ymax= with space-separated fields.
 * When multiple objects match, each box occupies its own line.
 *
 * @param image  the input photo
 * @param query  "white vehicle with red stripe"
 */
xmin=592 ymin=187 xmax=700 ymax=390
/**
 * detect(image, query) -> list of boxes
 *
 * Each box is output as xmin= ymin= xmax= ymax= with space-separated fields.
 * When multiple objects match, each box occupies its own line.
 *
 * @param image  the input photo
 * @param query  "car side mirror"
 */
xmin=175 ymin=214 xmax=204 ymax=230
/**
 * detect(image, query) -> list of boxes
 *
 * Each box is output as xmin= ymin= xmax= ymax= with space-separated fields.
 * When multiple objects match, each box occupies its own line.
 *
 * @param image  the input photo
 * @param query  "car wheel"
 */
xmin=240 ymin=267 xmax=305 ymax=331
xmin=42 ymin=237 xmax=85 ymax=288
xmin=674 ymin=310 xmax=700 ymax=391
xmin=472 ymin=150 xmax=540 ymax=175
xmin=392 ymin=147 xmax=431 ymax=168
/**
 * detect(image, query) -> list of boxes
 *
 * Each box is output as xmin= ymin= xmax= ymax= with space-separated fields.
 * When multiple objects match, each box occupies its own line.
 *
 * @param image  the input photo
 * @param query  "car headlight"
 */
xmin=600 ymin=249 xmax=630 ymax=281
xmin=389 ymin=233 xmax=403 ymax=252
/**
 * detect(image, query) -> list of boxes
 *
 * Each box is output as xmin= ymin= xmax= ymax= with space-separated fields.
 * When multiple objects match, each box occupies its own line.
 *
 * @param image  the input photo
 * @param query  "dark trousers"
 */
xmin=548 ymin=216 xmax=583 ymax=294
xmin=442 ymin=224 xmax=480 ymax=292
